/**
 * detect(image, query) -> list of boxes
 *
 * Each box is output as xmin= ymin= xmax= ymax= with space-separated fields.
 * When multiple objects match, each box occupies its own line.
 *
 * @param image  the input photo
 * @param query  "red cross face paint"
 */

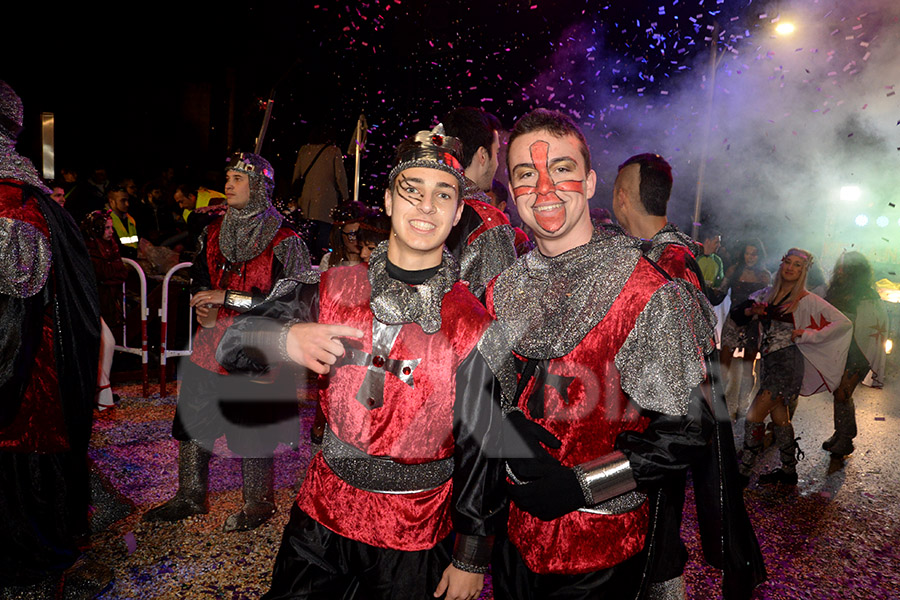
xmin=509 ymin=133 xmax=593 ymax=241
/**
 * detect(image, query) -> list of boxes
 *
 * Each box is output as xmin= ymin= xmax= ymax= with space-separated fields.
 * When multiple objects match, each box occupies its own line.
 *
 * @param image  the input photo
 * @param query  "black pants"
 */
xmin=172 ymin=360 xmax=298 ymax=457
xmin=263 ymin=505 xmax=453 ymax=600
xmin=0 ymin=451 xmax=88 ymax=585
xmin=492 ymin=535 xmax=647 ymax=600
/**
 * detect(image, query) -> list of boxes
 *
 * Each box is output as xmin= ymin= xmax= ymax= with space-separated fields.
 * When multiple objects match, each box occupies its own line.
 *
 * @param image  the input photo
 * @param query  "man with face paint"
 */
xmin=485 ymin=109 xmax=742 ymax=599
xmin=216 ymin=127 xmax=505 ymax=600
xmin=442 ymin=107 xmax=517 ymax=300
xmin=143 ymin=152 xmax=317 ymax=532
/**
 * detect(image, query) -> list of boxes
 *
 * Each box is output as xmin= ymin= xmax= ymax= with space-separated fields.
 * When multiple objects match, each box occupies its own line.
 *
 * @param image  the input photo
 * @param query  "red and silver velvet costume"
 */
xmin=172 ymin=164 xmax=316 ymax=456
xmin=485 ymin=229 xmax=715 ymax=597
xmin=217 ymin=244 xmax=505 ymax=594
xmin=1 ymin=80 xmax=101 ymax=586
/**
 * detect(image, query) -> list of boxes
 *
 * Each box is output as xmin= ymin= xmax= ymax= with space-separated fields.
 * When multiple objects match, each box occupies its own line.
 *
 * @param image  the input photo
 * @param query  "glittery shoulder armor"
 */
xmin=615 ymin=280 xmax=709 ymax=415
xmin=0 ymin=182 xmax=52 ymax=298
xmin=491 ymin=230 xmax=642 ymax=359
xmin=459 ymin=222 xmax=516 ymax=301
xmin=273 ymin=230 xmax=318 ymax=283
xmin=646 ymin=223 xmax=703 ymax=261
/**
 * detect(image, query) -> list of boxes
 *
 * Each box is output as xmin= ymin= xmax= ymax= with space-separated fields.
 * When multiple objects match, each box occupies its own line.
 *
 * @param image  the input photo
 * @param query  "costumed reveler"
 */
xmin=485 ymin=109 xmax=743 ymax=599
xmin=143 ymin=152 xmax=316 ymax=531
xmin=442 ymin=107 xmax=517 ymax=300
xmin=611 ymin=152 xmax=766 ymax=598
xmin=731 ymin=248 xmax=852 ymax=486
xmin=821 ymin=251 xmax=887 ymax=458
xmin=0 ymin=80 xmax=106 ymax=596
xmin=717 ymin=240 xmax=772 ymax=419
xmin=217 ymin=126 xmax=505 ymax=600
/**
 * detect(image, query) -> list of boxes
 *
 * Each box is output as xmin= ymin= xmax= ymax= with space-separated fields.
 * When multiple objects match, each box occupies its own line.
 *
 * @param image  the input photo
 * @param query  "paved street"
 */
xmin=75 ymin=351 xmax=899 ymax=599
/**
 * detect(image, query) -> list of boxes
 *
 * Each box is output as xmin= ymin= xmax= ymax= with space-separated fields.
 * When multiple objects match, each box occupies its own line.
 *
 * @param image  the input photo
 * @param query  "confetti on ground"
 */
xmin=81 ymin=378 xmax=900 ymax=599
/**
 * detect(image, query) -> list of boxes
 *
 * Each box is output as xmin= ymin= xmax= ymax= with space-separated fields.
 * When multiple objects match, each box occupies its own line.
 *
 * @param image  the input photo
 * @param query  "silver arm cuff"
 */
xmin=574 ymin=451 xmax=637 ymax=506
xmin=224 ymin=290 xmax=254 ymax=312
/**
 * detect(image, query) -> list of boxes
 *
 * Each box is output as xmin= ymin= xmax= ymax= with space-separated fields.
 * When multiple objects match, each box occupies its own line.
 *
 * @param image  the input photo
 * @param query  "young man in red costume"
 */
xmin=485 ymin=109 xmax=726 ymax=599
xmin=217 ymin=126 xmax=505 ymax=600
xmin=143 ymin=152 xmax=316 ymax=532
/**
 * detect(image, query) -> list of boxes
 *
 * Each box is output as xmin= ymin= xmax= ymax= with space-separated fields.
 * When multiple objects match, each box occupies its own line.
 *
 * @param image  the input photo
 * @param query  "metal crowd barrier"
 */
xmin=117 ymin=258 xmax=149 ymax=397
xmin=159 ymin=262 xmax=194 ymax=396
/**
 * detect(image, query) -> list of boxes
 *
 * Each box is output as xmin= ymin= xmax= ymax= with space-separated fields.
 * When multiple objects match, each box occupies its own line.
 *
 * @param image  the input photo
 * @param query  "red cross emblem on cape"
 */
xmin=808 ymin=314 xmax=831 ymax=331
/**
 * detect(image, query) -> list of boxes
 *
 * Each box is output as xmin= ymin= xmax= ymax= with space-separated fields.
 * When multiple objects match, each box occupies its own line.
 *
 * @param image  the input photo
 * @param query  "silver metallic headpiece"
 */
xmin=387 ymin=124 xmax=466 ymax=190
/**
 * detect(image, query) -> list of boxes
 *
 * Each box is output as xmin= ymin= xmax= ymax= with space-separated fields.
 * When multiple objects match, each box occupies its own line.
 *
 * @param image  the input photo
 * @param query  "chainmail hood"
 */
xmin=219 ymin=152 xmax=283 ymax=263
xmin=0 ymin=80 xmax=50 ymax=192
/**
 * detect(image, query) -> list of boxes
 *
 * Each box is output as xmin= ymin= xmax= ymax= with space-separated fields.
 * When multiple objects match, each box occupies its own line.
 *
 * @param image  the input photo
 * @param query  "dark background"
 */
xmin=6 ymin=1 xmax=736 ymax=197
xmin=7 ymin=0 xmax=898 ymax=277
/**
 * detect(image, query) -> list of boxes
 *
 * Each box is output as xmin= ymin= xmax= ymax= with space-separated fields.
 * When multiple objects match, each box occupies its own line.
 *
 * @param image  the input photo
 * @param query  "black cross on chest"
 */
xmin=338 ymin=321 xmax=422 ymax=410
xmin=515 ymin=358 xmax=576 ymax=420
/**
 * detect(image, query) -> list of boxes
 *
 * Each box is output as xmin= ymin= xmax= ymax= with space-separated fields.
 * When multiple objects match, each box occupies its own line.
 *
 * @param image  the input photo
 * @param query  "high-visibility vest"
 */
xmin=111 ymin=212 xmax=139 ymax=247
xmin=182 ymin=187 xmax=226 ymax=222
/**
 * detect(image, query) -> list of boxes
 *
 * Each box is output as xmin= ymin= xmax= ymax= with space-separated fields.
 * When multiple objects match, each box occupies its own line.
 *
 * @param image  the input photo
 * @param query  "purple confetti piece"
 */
xmin=124 ymin=531 xmax=137 ymax=555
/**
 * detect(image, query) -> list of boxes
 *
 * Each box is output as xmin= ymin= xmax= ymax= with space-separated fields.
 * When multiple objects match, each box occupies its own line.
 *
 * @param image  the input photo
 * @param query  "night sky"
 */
xmin=7 ymin=0 xmax=899 ymax=273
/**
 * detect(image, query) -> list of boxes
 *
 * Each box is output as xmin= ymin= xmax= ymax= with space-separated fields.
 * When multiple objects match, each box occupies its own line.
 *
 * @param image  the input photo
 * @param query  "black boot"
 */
xmin=223 ymin=457 xmax=276 ymax=532
xmin=759 ymin=424 xmax=803 ymax=486
xmin=143 ymin=441 xmax=210 ymax=522
xmin=738 ymin=421 xmax=766 ymax=486
xmin=828 ymin=398 xmax=857 ymax=457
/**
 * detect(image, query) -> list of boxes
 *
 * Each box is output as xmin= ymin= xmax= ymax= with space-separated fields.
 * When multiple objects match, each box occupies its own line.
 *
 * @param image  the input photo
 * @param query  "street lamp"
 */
xmin=775 ymin=22 xmax=796 ymax=35
xmin=840 ymin=186 xmax=861 ymax=202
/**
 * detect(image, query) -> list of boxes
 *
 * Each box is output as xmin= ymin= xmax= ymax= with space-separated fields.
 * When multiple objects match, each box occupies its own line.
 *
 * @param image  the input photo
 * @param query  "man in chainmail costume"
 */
xmin=0 ymin=81 xmax=108 ymax=597
xmin=442 ymin=106 xmax=517 ymax=300
xmin=143 ymin=152 xmax=317 ymax=532
xmin=217 ymin=126 xmax=505 ymax=600
xmin=485 ymin=109 xmax=721 ymax=600
xmin=612 ymin=153 xmax=766 ymax=599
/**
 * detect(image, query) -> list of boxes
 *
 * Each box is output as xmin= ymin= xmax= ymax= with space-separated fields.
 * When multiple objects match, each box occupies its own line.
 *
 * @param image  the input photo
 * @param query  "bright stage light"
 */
xmin=840 ymin=186 xmax=861 ymax=202
xmin=886 ymin=339 xmax=893 ymax=355
xmin=775 ymin=22 xmax=796 ymax=35
xmin=855 ymin=214 xmax=868 ymax=227
xmin=876 ymin=216 xmax=889 ymax=227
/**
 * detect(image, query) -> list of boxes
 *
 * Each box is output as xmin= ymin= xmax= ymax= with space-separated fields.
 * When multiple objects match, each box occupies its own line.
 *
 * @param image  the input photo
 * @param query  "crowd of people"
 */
xmin=1 ymin=78 xmax=891 ymax=600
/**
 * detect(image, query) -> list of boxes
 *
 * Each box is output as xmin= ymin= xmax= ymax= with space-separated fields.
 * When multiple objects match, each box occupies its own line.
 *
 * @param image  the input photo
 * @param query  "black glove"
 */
xmin=507 ymin=465 xmax=585 ymax=521
xmin=503 ymin=411 xmax=585 ymax=521
xmin=503 ymin=411 xmax=562 ymax=481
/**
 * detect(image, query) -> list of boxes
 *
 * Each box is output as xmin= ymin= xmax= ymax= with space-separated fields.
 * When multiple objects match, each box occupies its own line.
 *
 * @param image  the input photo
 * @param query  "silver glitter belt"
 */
xmin=505 ymin=463 xmax=647 ymax=515
xmin=321 ymin=428 xmax=453 ymax=494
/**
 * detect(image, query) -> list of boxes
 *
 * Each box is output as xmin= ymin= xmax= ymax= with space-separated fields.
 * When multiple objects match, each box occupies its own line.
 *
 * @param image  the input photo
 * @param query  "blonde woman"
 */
xmin=731 ymin=248 xmax=852 ymax=485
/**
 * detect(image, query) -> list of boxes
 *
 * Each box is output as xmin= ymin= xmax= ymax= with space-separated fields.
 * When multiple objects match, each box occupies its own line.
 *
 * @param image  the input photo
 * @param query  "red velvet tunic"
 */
xmin=297 ymin=265 xmax=490 ymax=551
xmin=0 ymin=182 xmax=68 ymax=453
xmin=464 ymin=197 xmax=510 ymax=245
xmin=190 ymin=220 xmax=296 ymax=374
xmin=489 ymin=259 xmax=669 ymax=575
xmin=655 ymin=243 xmax=702 ymax=290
